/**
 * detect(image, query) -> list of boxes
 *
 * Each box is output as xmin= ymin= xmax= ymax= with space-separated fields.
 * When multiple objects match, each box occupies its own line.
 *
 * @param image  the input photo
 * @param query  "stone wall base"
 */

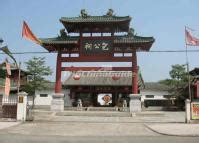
xmin=51 ymin=93 xmax=64 ymax=112
xmin=129 ymin=94 xmax=141 ymax=113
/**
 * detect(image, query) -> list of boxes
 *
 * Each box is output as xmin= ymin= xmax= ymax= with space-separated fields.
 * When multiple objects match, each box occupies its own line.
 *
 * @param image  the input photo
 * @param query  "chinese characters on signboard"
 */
xmin=191 ymin=102 xmax=199 ymax=120
xmin=81 ymin=39 xmax=112 ymax=55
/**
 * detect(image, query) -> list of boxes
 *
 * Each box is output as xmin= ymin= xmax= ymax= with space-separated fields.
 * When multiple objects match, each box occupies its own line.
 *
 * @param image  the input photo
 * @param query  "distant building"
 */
xmin=0 ymin=61 xmax=28 ymax=97
xmin=140 ymin=82 xmax=174 ymax=108
xmin=33 ymin=73 xmax=173 ymax=109
xmin=34 ymin=71 xmax=144 ymax=107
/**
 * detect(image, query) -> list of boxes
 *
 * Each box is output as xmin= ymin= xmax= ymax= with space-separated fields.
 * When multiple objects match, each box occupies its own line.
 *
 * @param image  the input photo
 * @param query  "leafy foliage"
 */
xmin=22 ymin=57 xmax=52 ymax=106
xmin=25 ymin=57 xmax=52 ymax=89
xmin=159 ymin=64 xmax=188 ymax=92
xmin=159 ymin=64 xmax=190 ymax=109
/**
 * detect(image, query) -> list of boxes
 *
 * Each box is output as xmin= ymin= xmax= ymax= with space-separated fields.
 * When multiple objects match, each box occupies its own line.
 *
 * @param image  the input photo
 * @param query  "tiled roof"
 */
xmin=0 ymin=61 xmax=27 ymax=73
xmin=142 ymin=82 xmax=170 ymax=91
xmin=40 ymin=36 xmax=79 ymax=44
xmin=63 ymin=71 xmax=143 ymax=87
xmin=60 ymin=15 xmax=131 ymax=33
xmin=114 ymin=36 xmax=155 ymax=44
xmin=40 ymin=35 xmax=154 ymax=45
xmin=60 ymin=16 xmax=131 ymax=23
xmin=190 ymin=68 xmax=199 ymax=76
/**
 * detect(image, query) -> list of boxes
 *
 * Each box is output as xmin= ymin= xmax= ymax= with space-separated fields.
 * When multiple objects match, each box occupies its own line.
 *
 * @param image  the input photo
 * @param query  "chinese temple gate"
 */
xmin=40 ymin=9 xmax=155 ymax=96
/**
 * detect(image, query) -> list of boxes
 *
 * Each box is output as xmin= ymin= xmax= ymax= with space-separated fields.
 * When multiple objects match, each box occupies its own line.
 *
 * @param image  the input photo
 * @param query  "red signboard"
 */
xmin=191 ymin=102 xmax=199 ymax=120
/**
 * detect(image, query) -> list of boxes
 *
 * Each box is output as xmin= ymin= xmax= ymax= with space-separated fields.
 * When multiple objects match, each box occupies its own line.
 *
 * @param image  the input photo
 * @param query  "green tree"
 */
xmin=23 ymin=57 xmax=52 ymax=107
xmin=159 ymin=64 xmax=188 ymax=90
xmin=159 ymin=64 xmax=189 ymax=109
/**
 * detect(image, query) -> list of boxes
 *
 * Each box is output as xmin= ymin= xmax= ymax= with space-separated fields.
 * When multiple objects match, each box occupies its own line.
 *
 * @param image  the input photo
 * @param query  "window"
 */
xmin=114 ymin=53 xmax=123 ymax=57
xmin=83 ymin=33 xmax=91 ymax=37
xmin=92 ymin=33 xmax=101 ymax=37
xmin=145 ymin=95 xmax=154 ymax=98
xmin=40 ymin=94 xmax=48 ymax=97
xmin=163 ymin=95 xmax=172 ymax=99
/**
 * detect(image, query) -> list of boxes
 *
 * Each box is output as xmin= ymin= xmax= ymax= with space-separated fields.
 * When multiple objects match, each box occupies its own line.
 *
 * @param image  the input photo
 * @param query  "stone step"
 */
xmin=56 ymin=111 xmax=131 ymax=117
xmin=64 ymin=107 xmax=129 ymax=112
xmin=33 ymin=109 xmax=164 ymax=118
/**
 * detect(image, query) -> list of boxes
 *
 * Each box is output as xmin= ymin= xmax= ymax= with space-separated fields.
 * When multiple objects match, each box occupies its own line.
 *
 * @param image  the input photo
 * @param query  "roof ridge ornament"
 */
xmin=0 ymin=38 xmax=3 ymax=44
xmin=59 ymin=29 xmax=67 ymax=37
xmin=80 ymin=9 xmax=89 ymax=18
xmin=127 ymin=28 xmax=135 ymax=37
xmin=106 ymin=9 xmax=114 ymax=16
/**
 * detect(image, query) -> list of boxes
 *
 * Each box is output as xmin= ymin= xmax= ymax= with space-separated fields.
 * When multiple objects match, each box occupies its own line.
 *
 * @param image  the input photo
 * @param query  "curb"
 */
xmin=144 ymin=124 xmax=199 ymax=137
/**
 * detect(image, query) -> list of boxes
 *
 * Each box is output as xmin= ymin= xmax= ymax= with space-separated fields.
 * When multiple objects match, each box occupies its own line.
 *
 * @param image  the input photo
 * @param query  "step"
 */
xmin=33 ymin=109 xmax=164 ymax=118
xmin=57 ymin=111 xmax=131 ymax=117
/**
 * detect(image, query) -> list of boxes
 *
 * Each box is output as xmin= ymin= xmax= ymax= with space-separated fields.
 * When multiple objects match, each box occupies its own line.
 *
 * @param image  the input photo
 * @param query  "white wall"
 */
xmin=34 ymin=89 xmax=71 ymax=106
xmin=140 ymin=90 xmax=170 ymax=102
xmin=34 ymin=89 xmax=53 ymax=106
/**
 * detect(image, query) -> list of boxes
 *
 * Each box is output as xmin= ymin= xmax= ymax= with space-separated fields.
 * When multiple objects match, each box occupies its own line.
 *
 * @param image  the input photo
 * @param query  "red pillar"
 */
xmin=196 ymin=81 xmax=199 ymax=99
xmin=132 ymin=52 xmax=138 ymax=94
xmin=55 ymin=51 xmax=62 ymax=93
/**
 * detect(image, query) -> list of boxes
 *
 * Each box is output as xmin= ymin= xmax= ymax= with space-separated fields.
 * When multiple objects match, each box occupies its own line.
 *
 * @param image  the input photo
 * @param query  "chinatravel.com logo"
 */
xmin=62 ymin=66 xmax=137 ymax=80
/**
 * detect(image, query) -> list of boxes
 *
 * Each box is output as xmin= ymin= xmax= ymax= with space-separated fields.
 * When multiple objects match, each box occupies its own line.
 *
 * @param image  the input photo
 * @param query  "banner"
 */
xmin=22 ymin=21 xmax=41 ymax=45
xmin=185 ymin=29 xmax=199 ymax=46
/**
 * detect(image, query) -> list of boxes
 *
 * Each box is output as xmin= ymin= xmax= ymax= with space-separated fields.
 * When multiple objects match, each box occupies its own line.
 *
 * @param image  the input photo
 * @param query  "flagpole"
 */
xmin=185 ymin=26 xmax=192 ymax=101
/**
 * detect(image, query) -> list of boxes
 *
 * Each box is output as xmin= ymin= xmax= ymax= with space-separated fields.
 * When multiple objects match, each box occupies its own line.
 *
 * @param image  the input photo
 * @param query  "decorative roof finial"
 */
xmin=0 ymin=38 xmax=3 ymax=44
xmin=128 ymin=28 xmax=135 ymax=37
xmin=60 ymin=29 xmax=67 ymax=37
xmin=106 ymin=9 xmax=114 ymax=16
xmin=81 ymin=9 xmax=88 ymax=18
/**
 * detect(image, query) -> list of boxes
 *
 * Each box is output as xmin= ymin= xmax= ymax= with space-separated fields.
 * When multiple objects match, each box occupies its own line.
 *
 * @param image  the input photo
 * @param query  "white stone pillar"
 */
xmin=185 ymin=99 xmax=191 ymax=123
xmin=17 ymin=92 xmax=28 ymax=121
xmin=129 ymin=94 xmax=141 ymax=113
xmin=51 ymin=93 xmax=64 ymax=112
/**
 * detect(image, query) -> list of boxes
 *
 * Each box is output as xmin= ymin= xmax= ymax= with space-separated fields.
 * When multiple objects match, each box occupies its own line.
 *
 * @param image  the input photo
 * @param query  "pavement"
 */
xmin=33 ymin=110 xmax=185 ymax=123
xmin=1 ymin=122 xmax=158 ymax=137
xmin=0 ymin=122 xmax=21 ymax=130
xmin=0 ymin=111 xmax=199 ymax=137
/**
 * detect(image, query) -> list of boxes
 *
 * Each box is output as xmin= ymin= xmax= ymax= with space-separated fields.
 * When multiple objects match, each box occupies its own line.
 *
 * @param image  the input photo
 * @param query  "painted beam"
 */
xmin=61 ymin=56 xmax=132 ymax=62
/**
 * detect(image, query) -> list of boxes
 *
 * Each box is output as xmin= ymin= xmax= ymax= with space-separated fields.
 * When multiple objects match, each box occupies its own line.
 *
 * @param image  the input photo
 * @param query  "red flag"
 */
xmin=22 ymin=21 xmax=41 ymax=45
xmin=4 ymin=61 xmax=11 ymax=96
xmin=185 ymin=29 xmax=199 ymax=46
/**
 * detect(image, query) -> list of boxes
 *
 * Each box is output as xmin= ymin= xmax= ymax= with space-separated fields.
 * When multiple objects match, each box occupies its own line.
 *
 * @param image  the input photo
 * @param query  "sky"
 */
xmin=0 ymin=0 xmax=199 ymax=82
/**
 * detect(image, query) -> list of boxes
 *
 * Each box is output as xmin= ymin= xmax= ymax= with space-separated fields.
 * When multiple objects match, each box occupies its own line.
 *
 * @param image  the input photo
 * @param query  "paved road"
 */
xmin=0 ymin=133 xmax=199 ymax=143
xmin=1 ymin=122 xmax=157 ymax=136
xmin=1 ymin=111 xmax=198 ymax=143
xmin=0 ymin=121 xmax=199 ymax=143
